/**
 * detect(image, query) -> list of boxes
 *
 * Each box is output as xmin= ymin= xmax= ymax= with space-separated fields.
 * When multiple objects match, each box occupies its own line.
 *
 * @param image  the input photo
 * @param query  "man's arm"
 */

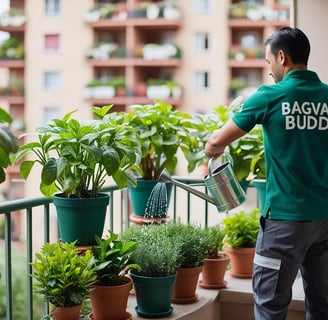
xmin=205 ymin=119 xmax=247 ymax=158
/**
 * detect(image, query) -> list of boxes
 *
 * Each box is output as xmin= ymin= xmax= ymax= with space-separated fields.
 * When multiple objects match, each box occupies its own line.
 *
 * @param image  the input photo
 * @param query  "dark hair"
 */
xmin=264 ymin=27 xmax=310 ymax=65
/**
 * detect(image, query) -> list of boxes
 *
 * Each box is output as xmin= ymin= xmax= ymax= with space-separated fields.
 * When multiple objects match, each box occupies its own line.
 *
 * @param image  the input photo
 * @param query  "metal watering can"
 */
xmin=158 ymin=155 xmax=246 ymax=212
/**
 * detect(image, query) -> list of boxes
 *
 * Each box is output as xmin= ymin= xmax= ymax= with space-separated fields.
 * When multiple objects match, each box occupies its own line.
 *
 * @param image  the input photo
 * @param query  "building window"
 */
xmin=45 ymin=0 xmax=60 ymax=16
xmin=193 ymin=0 xmax=213 ymax=13
xmin=43 ymin=106 xmax=61 ymax=123
xmin=44 ymin=34 xmax=60 ymax=52
xmin=194 ymin=71 xmax=210 ymax=90
xmin=195 ymin=32 xmax=210 ymax=52
xmin=44 ymin=71 xmax=61 ymax=91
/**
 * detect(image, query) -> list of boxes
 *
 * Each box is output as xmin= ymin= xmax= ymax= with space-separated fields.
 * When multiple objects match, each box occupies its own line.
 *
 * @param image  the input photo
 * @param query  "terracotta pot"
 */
xmin=172 ymin=266 xmax=202 ymax=304
xmin=51 ymin=304 xmax=82 ymax=320
xmin=90 ymin=276 xmax=132 ymax=320
xmin=199 ymin=255 xmax=230 ymax=289
xmin=225 ymin=247 xmax=255 ymax=279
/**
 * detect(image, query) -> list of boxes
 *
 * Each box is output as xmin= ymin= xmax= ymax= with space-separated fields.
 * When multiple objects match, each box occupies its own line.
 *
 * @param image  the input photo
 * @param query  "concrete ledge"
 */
xmin=218 ymin=274 xmax=306 ymax=320
xmin=85 ymin=275 xmax=306 ymax=319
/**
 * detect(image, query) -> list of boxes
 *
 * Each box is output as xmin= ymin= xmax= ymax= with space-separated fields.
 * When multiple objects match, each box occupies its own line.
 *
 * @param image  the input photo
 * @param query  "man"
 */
xmin=205 ymin=27 xmax=328 ymax=320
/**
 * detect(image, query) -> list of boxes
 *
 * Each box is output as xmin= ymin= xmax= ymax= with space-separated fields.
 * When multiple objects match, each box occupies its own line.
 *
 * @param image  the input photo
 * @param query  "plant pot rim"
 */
xmin=204 ymin=254 xmax=230 ymax=262
xmin=53 ymin=192 xmax=109 ymax=199
xmin=129 ymin=270 xmax=176 ymax=279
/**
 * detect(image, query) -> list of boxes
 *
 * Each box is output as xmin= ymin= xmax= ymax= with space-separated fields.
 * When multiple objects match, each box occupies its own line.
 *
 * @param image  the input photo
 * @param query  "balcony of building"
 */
xmin=0 ymin=179 xmax=306 ymax=320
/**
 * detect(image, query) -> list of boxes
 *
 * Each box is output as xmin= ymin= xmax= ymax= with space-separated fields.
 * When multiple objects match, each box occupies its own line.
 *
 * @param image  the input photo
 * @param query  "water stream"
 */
xmin=144 ymin=182 xmax=168 ymax=220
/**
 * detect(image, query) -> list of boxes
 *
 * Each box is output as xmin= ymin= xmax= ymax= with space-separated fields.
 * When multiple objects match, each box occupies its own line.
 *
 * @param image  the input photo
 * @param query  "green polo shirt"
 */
xmin=232 ymin=70 xmax=328 ymax=221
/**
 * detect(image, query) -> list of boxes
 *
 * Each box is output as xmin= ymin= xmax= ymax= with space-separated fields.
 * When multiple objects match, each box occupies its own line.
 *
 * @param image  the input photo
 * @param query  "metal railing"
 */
xmin=0 ymin=177 xmax=216 ymax=320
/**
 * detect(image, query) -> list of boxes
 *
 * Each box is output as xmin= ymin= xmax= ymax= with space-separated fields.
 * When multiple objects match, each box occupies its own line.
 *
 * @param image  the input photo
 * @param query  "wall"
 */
xmin=295 ymin=0 xmax=328 ymax=82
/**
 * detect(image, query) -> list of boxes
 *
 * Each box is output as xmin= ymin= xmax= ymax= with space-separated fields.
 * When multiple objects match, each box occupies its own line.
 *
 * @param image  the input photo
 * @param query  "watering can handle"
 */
xmin=208 ymin=152 xmax=233 ymax=177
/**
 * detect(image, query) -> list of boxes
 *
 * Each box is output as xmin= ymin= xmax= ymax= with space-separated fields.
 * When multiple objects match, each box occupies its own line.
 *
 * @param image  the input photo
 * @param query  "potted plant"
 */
xmin=0 ymin=108 xmax=19 ymax=184
xmin=0 ymin=36 xmax=24 ymax=60
xmin=15 ymin=106 xmax=142 ymax=245
xmin=109 ymin=76 xmax=126 ymax=97
xmin=200 ymin=225 xmax=230 ymax=289
xmin=121 ymin=224 xmax=180 ymax=318
xmin=222 ymin=208 xmax=260 ymax=278
xmin=124 ymin=100 xmax=195 ymax=220
xmin=83 ymin=79 xmax=115 ymax=99
xmin=89 ymin=230 xmax=140 ymax=320
xmin=165 ymin=221 xmax=208 ymax=304
xmin=187 ymin=97 xmax=264 ymax=191
xmin=31 ymin=241 xmax=97 ymax=320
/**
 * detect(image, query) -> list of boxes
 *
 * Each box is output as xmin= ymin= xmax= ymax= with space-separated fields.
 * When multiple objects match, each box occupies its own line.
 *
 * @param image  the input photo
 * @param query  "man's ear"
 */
xmin=278 ymin=50 xmax=286 ymax=65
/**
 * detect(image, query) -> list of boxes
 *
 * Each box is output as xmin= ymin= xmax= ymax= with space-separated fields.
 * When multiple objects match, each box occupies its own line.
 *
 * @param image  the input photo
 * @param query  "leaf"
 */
xmin=0 ymin=146 xmax=10 ymax=168
xmin=101 ymin=147 xmax=120 ymax=176
xmin=20 ymin=160 xmax=35 ymax=179
xmin=0 ymin=168 xmax=5 ymax=183
xmin=91 ymin=105 xmax=113 ymax=118
xmin=41 ymin=158 xmax=57 ymax=185
xmin=40 ymin=182 xmax=58 ymax=197
xmin=0 ymin=108 xmax=12 ymax=123
xmin=112 ymin=169 xmax=128 ymax=189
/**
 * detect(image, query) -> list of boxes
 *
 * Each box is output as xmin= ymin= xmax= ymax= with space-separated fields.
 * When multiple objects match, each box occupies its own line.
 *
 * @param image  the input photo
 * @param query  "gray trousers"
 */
xmin=252 ymin=216 xmax=328 ymax=320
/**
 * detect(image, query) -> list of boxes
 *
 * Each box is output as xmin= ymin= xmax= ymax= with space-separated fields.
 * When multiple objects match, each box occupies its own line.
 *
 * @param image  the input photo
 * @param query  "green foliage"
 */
xmin=0 ymin=36 xmax=25 ymax=59
xmin=121 ymin=224 xmax=180 ymax=277
xmin=222 ymin=209 xmax=260 ymax=249
xmin=203 ymin=225 xmax=225 ymax=259
xmin=186 ymin=97 xmax=265 ymax=180
xmin=125 ymin=100 xmax=195 ymax=179
xmin=31 ymin=241 xmax=97 ymax=307
xmin=15 ymin=106 xmax=142 ymax=197
xmin=229 ymin=124 xmax=264 ymax=180
xmin=91 ymin=230 xmax=141 ymax=286
xmin=0 ymin=108 xmax=19 ymax=183
xmin=184 ymin=104 xmax=232 ymax=172
xmin=0 ymin=247 xmax=44 ymax=319
xmin=165 ymin=221 xmax=208 ymax=268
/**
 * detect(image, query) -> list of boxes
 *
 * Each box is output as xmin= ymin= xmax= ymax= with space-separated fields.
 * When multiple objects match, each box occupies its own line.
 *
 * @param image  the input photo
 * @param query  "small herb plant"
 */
xmin=203 ymin=225 xmax=226 ymax=259
xmin=222 ymin=209 xmax=260 ymax=249
xmin=0 ymin=108 xmax=19 ymax=183
xmin=91 ymin=230 xmax=141 ymax=286
xmin=121 ymin=224 xmax=180 ymax=277
xmin=15 ymin=106 xmax=142 ymax=198
xmin=166 ymin=221 xmax=208 ymax=268
xmin=31 ymin=241 xmax=97 ymax=307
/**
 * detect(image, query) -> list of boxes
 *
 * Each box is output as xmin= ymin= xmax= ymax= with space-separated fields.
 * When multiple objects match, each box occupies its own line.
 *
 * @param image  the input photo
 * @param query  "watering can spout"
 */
xmin=158 ymin=158 xmax=246 ymax=212
xmin=158 ymin=169 xmax=217 ymax=205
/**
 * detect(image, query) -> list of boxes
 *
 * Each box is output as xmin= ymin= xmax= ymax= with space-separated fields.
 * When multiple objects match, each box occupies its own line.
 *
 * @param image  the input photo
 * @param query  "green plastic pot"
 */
xmin=128 ymin=179 xmax=172 ymax=216
xmin=130 ymin=271 xmax=176 ymax=318
xmin=53 ymin=193 xmax=110 ymax=245
xmin=252 ymin=179 xmax=266 ymax=211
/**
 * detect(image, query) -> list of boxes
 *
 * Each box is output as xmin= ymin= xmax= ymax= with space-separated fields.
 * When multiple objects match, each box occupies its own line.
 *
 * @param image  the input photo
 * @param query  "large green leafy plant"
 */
xmin=125 ymin=100 xmax=194 ymax=179
xmin=0 ymin=108 xmax=19 ymax=183
xmin=15 ymin=106 xmax=142 ymax=198
xmin=186 ymin=97 xmax=265 ymax=181
xmin=31 ymin=241 xmax=97 ymax=307
xmin=222 ymin=209 xmax=260 ymax=249
xmin=91 ymin=230 xmax=141 ymax=286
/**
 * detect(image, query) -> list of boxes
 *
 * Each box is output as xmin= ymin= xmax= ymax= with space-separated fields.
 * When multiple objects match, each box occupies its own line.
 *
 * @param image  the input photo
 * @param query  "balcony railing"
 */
xmin=0 ymin=176 xmax=217 ymax=320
